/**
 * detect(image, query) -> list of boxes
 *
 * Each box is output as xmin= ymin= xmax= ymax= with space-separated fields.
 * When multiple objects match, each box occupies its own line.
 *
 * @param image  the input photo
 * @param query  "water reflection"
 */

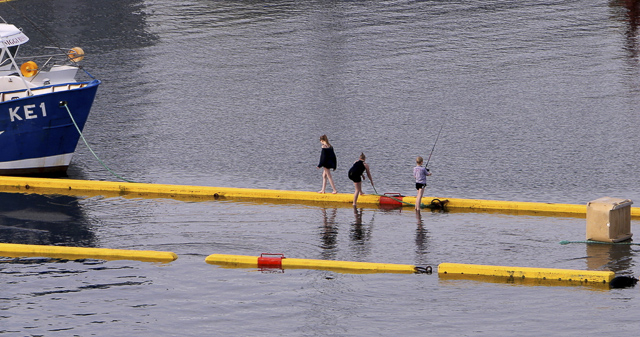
xmin=612 ymin=0 xmax=640 ymax=58
xmin=349 ymin=207 xmax=372 ymax=258
xmin=2 ymin=0 xmax=157 ymax=53
xmin=415 ymin=211 xmax=429 ymax=265
xmin=610 ymin=0 xmax=640 ymax=95
xmin=319 ymin=208 xmax=338 ymax=260
xmin=0 ymin=193 xmax=95 ymax=246
xmin=586 ymin=243 xmax=636 ymax=276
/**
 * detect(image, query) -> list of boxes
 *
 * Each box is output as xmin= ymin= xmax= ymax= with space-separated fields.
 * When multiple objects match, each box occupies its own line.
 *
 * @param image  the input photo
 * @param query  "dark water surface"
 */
xmin=2 ymin=0 xmax=640 ymax=335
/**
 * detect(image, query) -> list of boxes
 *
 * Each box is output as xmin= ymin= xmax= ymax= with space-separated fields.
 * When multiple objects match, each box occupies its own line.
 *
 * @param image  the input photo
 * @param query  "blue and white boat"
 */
xmin=0 ymin=21 xmax=100 ymax=176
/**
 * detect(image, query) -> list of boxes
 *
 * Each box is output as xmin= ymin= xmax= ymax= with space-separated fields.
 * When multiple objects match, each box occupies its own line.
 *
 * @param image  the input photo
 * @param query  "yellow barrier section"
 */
xmin=283 ymin=258 xmax=416 ymax=273
xmin=205 ymin=254 xmax=417 ymax=274
xmin=205 ymin=254 xmax=259 ymax=267
xmin=438 ymin=272 xmax=610 ymax=291
xmin=407 ymin=196 xmax=593 ymax=216
xmin=1 ymin=175 xmax=639 ymax=217
xmin=0 ymin=176 xmax=379 ymax=206
xmin=0 ymin=243 xmax=178 ymax=263
xmin=438 ymin=263 xmax=615 ymax=284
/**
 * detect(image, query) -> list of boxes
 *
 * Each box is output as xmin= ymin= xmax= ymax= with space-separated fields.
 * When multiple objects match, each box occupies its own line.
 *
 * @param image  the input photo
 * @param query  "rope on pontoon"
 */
xmin=374 ymin=193 xmax=447 ymax=210
xmin=374 ymin=193 xmax=414 ymax=207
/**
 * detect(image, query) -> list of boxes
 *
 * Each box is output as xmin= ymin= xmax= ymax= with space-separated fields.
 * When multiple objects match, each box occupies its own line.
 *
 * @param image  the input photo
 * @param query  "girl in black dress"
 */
xmin=317 ymin=135 xmax=337 ymax=194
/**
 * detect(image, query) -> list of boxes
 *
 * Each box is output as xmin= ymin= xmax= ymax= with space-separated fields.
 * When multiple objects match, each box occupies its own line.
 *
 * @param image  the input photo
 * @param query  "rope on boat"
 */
xmin=559 ymin=240 xmax=640 ymax=245
xmin=62 ymin=102 xmax=135 ymax=183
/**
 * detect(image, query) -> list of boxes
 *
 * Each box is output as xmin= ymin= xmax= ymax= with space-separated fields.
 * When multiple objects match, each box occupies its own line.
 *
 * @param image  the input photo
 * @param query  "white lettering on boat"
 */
xmin=24 ymin=104 xmax=36 ymax=119
xmin=8 ymin=103 xmax=48 ymax=122
xmin=9 ymin=107 xmax=21 ymax=121
xmin=1 ymin=35 xmax=28 ymax=47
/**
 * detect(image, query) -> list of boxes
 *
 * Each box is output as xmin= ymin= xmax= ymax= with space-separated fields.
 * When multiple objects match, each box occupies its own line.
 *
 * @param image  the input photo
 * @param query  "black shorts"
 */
xmin=416 ymin=183 xmax=426 ymax=190
xmin=348 ymin=170 xmax=362 ymax=183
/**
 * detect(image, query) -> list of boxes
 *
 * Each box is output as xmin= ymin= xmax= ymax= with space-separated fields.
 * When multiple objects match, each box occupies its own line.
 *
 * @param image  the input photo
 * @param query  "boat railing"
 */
xmin=0 ymin=82 xmax=88 ymax=102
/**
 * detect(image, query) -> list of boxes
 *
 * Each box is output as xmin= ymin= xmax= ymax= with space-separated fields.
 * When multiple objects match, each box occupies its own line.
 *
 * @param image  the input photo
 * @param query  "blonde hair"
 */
xmin=319 ymin=134 xmax=331 ymax=147
xmin=416 ymin=156 xmax=424 ymax=165
xmin=359 ymin=152 xmax=366 ymax=161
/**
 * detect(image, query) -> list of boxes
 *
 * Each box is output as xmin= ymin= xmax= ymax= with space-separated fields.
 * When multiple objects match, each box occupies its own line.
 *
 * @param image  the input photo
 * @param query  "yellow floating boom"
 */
xmin=205 ymin=253 xmax=418 ymax=274
xmin=0 ymin=175 xmax=638 ymax=218
xmin=438 ymin=262 xmax=615 ymax=284
xmin=0 ymin=243 xmax=178 ymax=263
xmin=0 ymin=175 xmax=379 ymax=205
xmin=420 ymin=196 xmax=587 ymax=216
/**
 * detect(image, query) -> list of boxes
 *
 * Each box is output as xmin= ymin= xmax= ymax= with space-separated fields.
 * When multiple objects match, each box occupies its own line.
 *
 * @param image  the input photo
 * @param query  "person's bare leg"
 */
xmin=416 ymin=187 xmax=425 ymax=211
xmin=319 ymin=169 xmax=328 ymax=193
xmin=326 ymin=168 xmax=337 ymax=194
xmin=353 ymin=182 xmax=362 ymax=206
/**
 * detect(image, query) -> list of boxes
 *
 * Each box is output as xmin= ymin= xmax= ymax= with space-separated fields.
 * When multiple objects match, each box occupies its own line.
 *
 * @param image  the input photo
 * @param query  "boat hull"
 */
xmin=0 ymin=80 xmax=100 ymax=176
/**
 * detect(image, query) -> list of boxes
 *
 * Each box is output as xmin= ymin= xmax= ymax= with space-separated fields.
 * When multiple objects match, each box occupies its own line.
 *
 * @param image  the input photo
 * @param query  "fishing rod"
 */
xmin=425 ymin=122 xmax=445 ymax=169
xmin=370 ymin=181 xmax=378 ymax=195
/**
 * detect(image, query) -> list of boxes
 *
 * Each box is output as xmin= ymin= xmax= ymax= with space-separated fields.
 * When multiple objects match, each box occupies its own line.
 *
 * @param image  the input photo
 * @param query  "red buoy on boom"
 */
xmin=257 ymin=253 xmax=285 ymax=268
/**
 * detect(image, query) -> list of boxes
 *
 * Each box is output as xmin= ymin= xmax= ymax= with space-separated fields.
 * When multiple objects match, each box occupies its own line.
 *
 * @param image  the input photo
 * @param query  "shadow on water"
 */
xmin=0 ymin=192 xmax=95 ymax=247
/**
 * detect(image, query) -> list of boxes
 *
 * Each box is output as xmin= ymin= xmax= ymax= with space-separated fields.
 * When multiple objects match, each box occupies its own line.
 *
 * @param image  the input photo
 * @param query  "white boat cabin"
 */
xmin=0 ymin=22 xmax=85 ymax=99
